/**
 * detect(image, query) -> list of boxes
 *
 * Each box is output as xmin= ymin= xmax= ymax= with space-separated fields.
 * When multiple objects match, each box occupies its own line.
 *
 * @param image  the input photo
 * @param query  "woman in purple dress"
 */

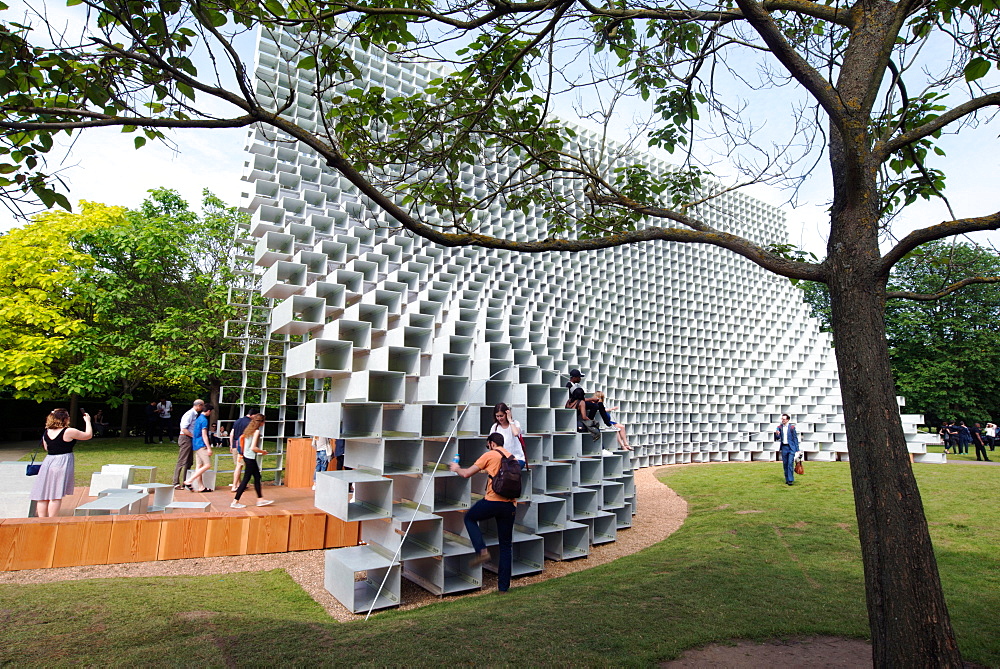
xmin=30 ymin=408 xmax=93 ymax=517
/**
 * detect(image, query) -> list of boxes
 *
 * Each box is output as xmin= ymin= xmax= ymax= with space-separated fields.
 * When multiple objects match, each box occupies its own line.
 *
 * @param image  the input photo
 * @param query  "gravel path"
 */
xmin=0 ymin=466 xmax=686 ymax=623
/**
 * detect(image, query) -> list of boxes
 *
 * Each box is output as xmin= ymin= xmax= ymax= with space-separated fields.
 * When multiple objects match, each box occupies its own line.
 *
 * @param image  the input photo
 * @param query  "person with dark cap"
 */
xmin=566 ymin=368 xmax=584 ymax=397
xmin=565 ymin=369 xmax=600 ymax=440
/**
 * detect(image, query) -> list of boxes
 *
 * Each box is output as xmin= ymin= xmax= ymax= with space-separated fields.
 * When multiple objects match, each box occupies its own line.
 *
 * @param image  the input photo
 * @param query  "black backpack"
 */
xmin=490 ymin=452 xmax=522 ymax=499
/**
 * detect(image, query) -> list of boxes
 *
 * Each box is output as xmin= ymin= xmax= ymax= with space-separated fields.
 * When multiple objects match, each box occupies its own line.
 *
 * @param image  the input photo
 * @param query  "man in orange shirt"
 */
xmin=449 ymin=432 xmax=517 ymax=593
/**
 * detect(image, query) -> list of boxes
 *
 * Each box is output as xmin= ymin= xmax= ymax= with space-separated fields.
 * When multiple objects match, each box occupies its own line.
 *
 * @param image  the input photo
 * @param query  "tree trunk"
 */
xmin=208 ymin=383 xmax=220 ymax=412
xmin=828 ymin=245 xmax=961 ymax=666
xmin=69 ymin=393 xmax=80 ymax=429
xmin=119 ymin=395 xmax=130 ymax=438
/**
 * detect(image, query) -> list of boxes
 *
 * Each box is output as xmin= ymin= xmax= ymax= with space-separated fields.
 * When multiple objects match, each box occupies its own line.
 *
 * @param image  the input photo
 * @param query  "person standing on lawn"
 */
xmin=773 ymin=413 xmax=799 ymax=485
xmin=956 ymin=421 xmax=972 ymax=455
xmin=157 ymin=397 xmax=174 ymax=441
xmin=971 ymin=422 xmax=991 ymax=462
xmin=144 ymin=399 xmax=161 ymax=444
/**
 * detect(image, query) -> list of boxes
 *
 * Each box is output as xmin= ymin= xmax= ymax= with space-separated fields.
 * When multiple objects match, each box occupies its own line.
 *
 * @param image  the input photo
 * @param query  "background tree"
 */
xmin=0 ymin=204 xmax=117 ymax=402
xmin=798 ymin=281 xmax=833 ymax=334
xmin=62 ymin=188 xmax=243 ymax=433
xmin=889 ymin=244 xmax=1000 ymax=425
xmin=6 ymin=0 xmax=1000 ymax=663
xmin=0 ymin=188 xmax=243 ymax=432
xmin=802 ymin=242 xmax=1000 ymax=424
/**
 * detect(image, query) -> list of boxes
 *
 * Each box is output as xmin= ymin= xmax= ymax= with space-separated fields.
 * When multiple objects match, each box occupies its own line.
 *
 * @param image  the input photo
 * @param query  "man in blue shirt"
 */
xmin=184 ymin=404 xmax=214 ymax=492
xmin=773 ymin=413 xmax=800 ymax=485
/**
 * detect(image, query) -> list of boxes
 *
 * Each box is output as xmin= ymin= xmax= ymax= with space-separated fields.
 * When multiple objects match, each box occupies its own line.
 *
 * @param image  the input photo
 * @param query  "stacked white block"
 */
xmin=221 ymin=26 xmax=933 ymax=610
xmin=309 ymin=399 xmax=636 ymax=610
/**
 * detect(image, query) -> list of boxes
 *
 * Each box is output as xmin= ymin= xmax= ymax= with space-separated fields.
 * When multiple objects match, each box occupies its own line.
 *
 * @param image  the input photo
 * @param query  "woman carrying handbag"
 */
xmin=30 ymin=408 xmax=93 ymax=517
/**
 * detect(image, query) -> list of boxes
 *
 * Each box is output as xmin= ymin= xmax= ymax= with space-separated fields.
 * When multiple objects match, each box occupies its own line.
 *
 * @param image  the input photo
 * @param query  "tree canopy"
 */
xmin=1 ymin=0 xmax=999 ymax=267
xmin=5 ymin=0 xmax=1000 ymax=663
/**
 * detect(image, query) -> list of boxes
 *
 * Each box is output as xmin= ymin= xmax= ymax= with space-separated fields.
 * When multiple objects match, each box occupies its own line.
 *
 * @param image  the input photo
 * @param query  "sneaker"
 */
xmin=602 ymin=449 xmax=614 ymax=456
xmin=257 ymin=499 xmax=274 ymax=507
xmin=230 ymin=501 xmax=246 ymax=508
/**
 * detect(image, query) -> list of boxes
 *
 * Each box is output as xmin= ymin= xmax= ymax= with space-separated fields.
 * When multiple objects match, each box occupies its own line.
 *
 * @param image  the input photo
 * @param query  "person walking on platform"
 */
xmin=229 ymin=408 xmax=256 ymax=491
xmin=232 ymin=414 xmax=274 ymax=508
xmin=173 ymin=399 xmax=204 ymax=489
xmin=773 ymin=413 xmax=799 ymax=485
xmin=184 ymin=404 xmax=214 ymax=492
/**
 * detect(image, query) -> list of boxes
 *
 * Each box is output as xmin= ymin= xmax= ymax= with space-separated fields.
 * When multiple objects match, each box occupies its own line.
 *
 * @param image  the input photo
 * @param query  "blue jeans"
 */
xmin=464 ymin=499 xmax=516 ymax=592
xmin=780 ymin=445 xmax=796 ymax=483
xmin=315 ymin=451 xmax=330 ymax=480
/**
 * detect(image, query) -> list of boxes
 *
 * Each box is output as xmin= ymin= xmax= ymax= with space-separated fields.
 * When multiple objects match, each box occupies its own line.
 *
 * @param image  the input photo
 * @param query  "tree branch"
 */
xmin=732 ymin=0 xmax=847 ymax=130
xmin=299 ymin=0 xmax=852 ymax=34
xmin=887 ymin=276 xmax=1000 ymax=301
xmin=0 ymin=110 xmax=257 ymax=131
xmin=259 ymin=108 xmax=823 ymax=281
xmin=881 ymin=211 xmax=1000 ymax=271
xmin=880 ymin=92 xmax=1000 ymax=160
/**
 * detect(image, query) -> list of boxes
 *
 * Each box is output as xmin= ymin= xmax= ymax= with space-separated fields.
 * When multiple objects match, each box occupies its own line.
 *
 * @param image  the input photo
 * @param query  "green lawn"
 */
xmin=925 ymin=442 xmax=998 ymax=462
xmin=18 ymin=436 xmax=280 ymax=486
xmin=0 ymin=462 xmax=996 ymax=667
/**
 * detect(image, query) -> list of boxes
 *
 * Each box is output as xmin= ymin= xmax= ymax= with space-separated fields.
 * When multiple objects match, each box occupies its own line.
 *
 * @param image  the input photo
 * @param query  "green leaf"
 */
xmin=264 ymin=0 xmax=285 ymax=16
xmin=38 ymin=187 xmax=56 ymax=209
xmin=52 ymin=192 xmax=72 ymax=211
xmin=964 ymin=57 xmax=990 ymax=82
xmin=134 ymin=136 xmax=147 ymax=149
xmin=176 ymin=81 xmax=195 ymax=100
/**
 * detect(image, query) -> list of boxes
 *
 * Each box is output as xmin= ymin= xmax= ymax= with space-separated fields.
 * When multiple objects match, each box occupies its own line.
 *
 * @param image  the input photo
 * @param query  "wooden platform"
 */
xmin=0 ymin=485 xmax=360 ymax=571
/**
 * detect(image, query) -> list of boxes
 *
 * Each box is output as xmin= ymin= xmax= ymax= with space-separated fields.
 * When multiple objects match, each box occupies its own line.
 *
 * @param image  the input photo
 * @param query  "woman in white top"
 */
xmin=231 ymin=414 xmax=273 ymax=508
xmin=490 ymin=402 xmax=525 ymax=467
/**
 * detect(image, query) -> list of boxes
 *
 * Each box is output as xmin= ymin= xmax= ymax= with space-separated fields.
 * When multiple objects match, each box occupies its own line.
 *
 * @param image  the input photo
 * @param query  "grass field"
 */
xmin=926 ymin=442 xmax=998 ymax=462
xmin=0 ymin=461 xmax=996 ymax=667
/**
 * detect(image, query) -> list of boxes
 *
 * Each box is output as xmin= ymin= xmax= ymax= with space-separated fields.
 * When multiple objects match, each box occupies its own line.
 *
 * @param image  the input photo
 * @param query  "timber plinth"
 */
xmin=0 ymin=485 xmax=360 ymax=571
